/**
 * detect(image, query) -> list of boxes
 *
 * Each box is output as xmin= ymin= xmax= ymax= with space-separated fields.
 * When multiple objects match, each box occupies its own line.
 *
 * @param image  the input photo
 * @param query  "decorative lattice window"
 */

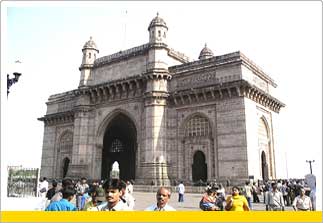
xmin=110 ymin=138 xmax=124 ymax=153
xmin=185 ymin=115 xmax=210 ymax=137
xmin=59 ymin=132 xmax=73 ymax=153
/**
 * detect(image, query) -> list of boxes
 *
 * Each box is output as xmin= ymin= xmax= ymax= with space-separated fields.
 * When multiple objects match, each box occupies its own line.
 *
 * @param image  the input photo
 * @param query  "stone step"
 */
xmin=133 ymin=185 xmax=207 ymax=193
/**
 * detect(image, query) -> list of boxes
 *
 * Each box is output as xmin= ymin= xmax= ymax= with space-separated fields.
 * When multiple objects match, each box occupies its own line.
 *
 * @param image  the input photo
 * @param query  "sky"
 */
xmin=1 ymin=0 xmax=322 ymax=195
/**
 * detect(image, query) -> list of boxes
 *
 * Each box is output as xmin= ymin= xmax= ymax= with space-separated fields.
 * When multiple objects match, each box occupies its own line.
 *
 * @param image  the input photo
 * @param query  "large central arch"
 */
xmin=101 ymin=113 xmax=137 ymax=181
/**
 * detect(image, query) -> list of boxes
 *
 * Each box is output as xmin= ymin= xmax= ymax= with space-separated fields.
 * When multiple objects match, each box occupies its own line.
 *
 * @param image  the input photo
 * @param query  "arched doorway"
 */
xmin=62 ymin=157 xmax=70 ymax=178
xmin=101 ymin=113 xmax=137 ymax=181
xmin=192 ymin=151 xmax=207 ymax=182
xmin=261 ymin=151 xmax=269 ymax=181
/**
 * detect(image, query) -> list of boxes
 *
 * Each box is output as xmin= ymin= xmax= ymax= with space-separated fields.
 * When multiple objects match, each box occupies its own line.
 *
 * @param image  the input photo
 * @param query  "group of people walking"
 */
xmin=43 ymin=178 xmax=174 ymax=211
xmin=39 ymin=177 xmax=315 ymax=211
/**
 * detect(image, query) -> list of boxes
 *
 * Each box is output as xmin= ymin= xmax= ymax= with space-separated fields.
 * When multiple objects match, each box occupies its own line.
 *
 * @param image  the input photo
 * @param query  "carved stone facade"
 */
xmin=39 ymin=14 xmax=284 ymax=185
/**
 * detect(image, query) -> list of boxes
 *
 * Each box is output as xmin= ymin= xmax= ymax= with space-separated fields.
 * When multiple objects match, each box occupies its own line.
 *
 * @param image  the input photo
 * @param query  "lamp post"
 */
xmin=306 ymin=160 xmax=315 ymax=174
xmin=7 ymin=61 xmax=22 ymax=97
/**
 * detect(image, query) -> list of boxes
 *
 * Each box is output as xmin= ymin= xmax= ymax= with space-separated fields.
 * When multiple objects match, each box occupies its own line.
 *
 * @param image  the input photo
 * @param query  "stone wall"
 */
xmin=216 ymin=97 xmax=248 ymax=184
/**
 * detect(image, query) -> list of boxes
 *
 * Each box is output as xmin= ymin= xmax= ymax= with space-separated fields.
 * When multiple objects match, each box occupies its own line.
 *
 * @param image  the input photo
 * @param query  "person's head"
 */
xmin=120 ymin=180 xmax=127 ymax=196
xmin=232 ymin=186 xmax=240 ymax=196
xmin=245 ymin=181 xmax=250 ymax=185
xmin=52 ymin=181 xmax=58 ymax=188
xmin=272 ymin=183 xmax=278 ymax=191
xmin=81 ymin=177 xmax=87 ymax=184
xmin=62 ymin=178 xmax=74 ymax=189
xmin=43 ymin=177 xmax=47 ymax=181
xmin=95 ymin=188 xmax=106 ymax=203
xmin=206 ymin=187 xmax=217 ymax=197
xmin=91 ymin=194 xmax=98 ymax=206
xmin=62 ymin=186 xmax=76 ymax=201
xmin=156 ymin=187 xmax=171 ymax=208
xmin=103 ymin=179 xmax=123 ymax=207
xmin=300 ymin=187 xmax=306 ymax=196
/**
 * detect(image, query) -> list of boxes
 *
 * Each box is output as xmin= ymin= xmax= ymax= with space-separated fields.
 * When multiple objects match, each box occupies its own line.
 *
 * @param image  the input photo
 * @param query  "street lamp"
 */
xmin=306 ymin=160 xmax=315 ymax=174
xmin=7 ymin=61 xmax=22 ymax=96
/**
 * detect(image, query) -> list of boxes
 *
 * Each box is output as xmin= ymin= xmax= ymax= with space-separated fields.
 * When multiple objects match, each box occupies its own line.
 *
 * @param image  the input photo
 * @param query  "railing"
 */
xmin=7 ymin=166 xmax=39 ymax=197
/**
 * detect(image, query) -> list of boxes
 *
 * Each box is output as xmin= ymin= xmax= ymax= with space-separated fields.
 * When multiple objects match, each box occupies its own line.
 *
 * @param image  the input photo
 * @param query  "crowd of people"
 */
xmin=37 ymin=177 xmax=316 ymax=212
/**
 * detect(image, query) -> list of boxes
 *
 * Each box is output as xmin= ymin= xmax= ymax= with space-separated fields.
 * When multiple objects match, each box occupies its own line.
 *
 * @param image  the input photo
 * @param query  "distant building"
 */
xmin=38 ymin=14 xmax=284 ymax=185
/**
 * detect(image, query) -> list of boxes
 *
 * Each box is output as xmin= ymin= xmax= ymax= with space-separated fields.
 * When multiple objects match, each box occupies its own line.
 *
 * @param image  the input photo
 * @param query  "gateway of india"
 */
xmin=39 ymin=14 xmax=284 ymax=186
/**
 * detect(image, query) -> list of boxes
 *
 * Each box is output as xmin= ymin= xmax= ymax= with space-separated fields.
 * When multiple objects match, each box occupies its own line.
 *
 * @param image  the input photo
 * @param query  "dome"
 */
xmin=148 ymin=12 xmax=168 ymax=31
xmin=82 ymin=36 xmax=98 ymax=50
xmin=198 ymin=44 xmax=214 ymax=60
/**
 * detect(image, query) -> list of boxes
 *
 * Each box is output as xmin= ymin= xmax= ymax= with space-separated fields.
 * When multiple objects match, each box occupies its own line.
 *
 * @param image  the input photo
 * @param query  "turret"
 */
xmin=148 ymin=12 xmax=168 ymax=45
xmin=198 ymin=43 xmax=214 ymax=60
xmin=79 ymin=37 xmax=99 ymax=87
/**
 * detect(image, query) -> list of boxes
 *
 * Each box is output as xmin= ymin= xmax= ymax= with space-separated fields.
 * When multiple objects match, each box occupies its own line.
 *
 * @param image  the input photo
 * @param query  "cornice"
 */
xmin=169 ymin=80 xmax=285 ymax=113
xmin=38 ymin=111 xmax=74 ymax=126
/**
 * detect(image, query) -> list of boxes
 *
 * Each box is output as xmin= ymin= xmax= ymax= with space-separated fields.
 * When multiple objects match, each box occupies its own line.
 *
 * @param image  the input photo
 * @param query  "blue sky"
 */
xmin=2 ymin=1 xmax=322 ymax=187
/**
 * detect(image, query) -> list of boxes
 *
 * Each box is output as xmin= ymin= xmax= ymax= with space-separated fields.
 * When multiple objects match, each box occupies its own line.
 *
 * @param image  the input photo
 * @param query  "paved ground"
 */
xmin=132 ymin=191 xmax=294 ymax=211
xmin=2 ymin=192 xmax=294 ymax=211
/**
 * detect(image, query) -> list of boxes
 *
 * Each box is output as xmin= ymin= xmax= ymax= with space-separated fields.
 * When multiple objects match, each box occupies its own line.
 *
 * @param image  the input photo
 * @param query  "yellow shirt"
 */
xmin=228 ymin=195 xmax=249 ymax=211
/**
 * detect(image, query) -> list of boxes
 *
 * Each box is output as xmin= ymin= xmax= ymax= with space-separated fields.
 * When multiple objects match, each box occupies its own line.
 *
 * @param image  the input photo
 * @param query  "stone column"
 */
xmin=68 ymin=95 xmax=93 ymax=179
xmin=138 ymin=75 xmax=171 ymax=186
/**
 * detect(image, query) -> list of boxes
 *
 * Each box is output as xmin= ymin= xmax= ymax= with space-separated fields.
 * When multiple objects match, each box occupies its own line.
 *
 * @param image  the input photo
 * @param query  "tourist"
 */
xmin=252 ymin=182 xmax=260 ymax=203
xmin=76 ymin=177 xmax=89 ymax=210
xmin=243 ymin=181 xmax=253 ymax=209
xmin=145 ymin=187 xmax=176 ymax=211
xmin=120 ymin=180 xmax=135 ymax=210
xmin=265 ymin=183 xmax=285 ymax=211
xmin=46 ymin=180 xmax=58 ymax=200
xmin=97 ymin=179 xmax=130 ymax=211
xmin=199 ymin=187 xmax=220 ymax=211
xmin=178 ymin=181 xmax=185 ymax=202
xmin=281 ymin=181 xmax=290 ymax=206
xmin=38 ymin=177 xmax=49 ymax=198
xmin=292 ymin=187 xmax=312 ymax=211
xmin=50 ymin=178 xmax=74 ymax=203
xmin=126 ymin=180 xmax=134 ymax=194
xmin=45 ymin=186 xmax=77 ymax=211
xmin=225 ymin=186 xmax=249 ymax=211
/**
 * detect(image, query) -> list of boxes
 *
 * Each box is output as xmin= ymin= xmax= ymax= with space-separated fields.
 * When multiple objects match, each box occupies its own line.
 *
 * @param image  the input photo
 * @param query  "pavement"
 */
xmin=132 ymin=191 xmax=294 ymax=211
xmin=2 ymin=191 xmax=294 ymax=211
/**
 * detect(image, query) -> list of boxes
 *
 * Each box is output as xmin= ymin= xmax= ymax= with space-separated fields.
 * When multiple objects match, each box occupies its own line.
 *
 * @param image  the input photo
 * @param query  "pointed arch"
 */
xmin=258 ymin=116 xmax=274 ymax=179
xmin=179 ymin=112 xmax=213 ymax=139
xmin=97 ymin=109 xmax=138 ymax=181
xmin=57 ymin=130 xmax=73 ymax=178
xmin=192 ymin=150 xmax=207 ymax=182
xmin=96 ymin=109 xmax=139 ymax=147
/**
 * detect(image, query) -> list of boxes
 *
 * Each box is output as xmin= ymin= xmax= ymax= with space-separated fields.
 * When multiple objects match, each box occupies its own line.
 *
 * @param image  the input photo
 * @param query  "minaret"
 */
xmin=79 ymin=37 xmax=99 ymax=87
xmin=140 ymin=13 xmax=171 ymax=186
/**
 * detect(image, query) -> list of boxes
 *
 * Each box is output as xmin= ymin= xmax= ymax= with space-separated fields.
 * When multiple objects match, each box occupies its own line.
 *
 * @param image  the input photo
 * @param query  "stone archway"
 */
xmin=192 ymin=150 xmax=207 ymax=182
xmin=62 ymin=157 xmax=70 ymax=178
xmin=101 ymin=113 xmax=137 ymax=181
xmin=261 ymin=151 xmax=269 ymax=181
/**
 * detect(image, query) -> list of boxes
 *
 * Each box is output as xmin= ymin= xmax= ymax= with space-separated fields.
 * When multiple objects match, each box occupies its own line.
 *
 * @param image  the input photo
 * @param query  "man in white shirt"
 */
xmin=266 ymin=183 xmax=285 ymax=211
xmin=97 ymin=179 xmax=130 ymax=211
xmin=120 ymin=180 xmax=135 ymax=210
xmin=178 ymin=181 xmax=185 ymax=202
xmin=292 ymin=187 xmax=312 ymax=211
xmin=39 ymin=177 xmax=49 ymax=198
xmin=145 ymin=187 xmax=176 ymax=211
